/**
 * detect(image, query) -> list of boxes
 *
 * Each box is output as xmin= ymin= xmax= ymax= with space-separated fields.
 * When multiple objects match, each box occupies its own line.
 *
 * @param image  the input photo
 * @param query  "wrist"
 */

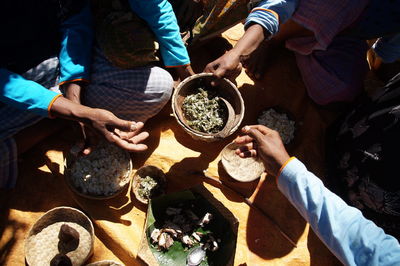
xmin=277 ymin=156 xmax=296 ymax=182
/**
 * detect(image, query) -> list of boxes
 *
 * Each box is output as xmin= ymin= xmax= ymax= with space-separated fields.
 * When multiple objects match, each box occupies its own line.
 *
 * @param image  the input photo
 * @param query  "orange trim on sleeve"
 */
xmin=165 ymin=63 xmax=191 ymax=68
xmin=58 ymin=78 xmax=89 ymax=86
xmin=251 ymin=8 xmax=280 ymax=23
xmin=47 ymin=94 xmax=62 ymax=119
xmin=276 ymin=156 xmax=296 ymax=183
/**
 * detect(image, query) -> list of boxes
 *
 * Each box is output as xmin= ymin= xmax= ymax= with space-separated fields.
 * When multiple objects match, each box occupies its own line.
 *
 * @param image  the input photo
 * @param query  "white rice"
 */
xmin=69 ymin=142 xmax=131 ymax=196
xmin=257 ymin=108 xmax=296 ymax=144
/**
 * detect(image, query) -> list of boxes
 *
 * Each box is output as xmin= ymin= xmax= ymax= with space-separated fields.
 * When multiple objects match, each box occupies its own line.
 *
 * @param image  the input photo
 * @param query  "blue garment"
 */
xmin=0 ymin=4 xmax=92 ymax=117
xmin=278 ymin=158 xmax=400 ymax=265
xmin=245 ymin=0 xmax=298 ymax=37
xmin=128 ymin=0 xmax=190 ymax=67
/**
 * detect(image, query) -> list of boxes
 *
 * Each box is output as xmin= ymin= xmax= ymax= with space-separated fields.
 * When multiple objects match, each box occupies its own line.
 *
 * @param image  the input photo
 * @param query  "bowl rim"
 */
xmin=63 ymin=151 xmax=133 ymax=200
xmin=131 ymin=165 xmax=166 ymax=204
xmin=172 ymin=73 xmax=245 ymax=141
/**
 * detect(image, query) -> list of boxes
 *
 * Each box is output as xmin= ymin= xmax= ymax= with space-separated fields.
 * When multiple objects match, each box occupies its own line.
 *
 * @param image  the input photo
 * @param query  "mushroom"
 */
xmin=150 ymin=229 xmax=161 ymax=243
xmin=198 ymin=213 xmax=213 ymax=227
xmin=181 ymin=235 xmax=194 ymax=247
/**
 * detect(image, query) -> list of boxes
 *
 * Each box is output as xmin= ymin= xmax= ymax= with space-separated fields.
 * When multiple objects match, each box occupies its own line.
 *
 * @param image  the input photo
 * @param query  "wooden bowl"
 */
xmin=64 ymin=144 xmax=133 ymax=200
xmin=132 ymin=165 xmax=166 ymax=204
xmin=25 ymin=207 xmax=94 ymax=266
xmin=172 ymin=73 xmax=245 ymax=142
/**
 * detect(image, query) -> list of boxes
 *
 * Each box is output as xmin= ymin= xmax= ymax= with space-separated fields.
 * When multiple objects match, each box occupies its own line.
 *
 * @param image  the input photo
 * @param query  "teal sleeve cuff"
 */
xmin=0 ymin=68 xmax=60 ymax=117
xmin=59 ymin=4 xmax=93 ymax=84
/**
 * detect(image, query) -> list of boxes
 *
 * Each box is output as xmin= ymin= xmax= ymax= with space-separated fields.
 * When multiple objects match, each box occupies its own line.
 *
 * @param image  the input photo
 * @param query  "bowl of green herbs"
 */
xmin=172 ymin=73 xmax=245 ymax=142
xmin=132 ymin=165 xmax=166 ymax=204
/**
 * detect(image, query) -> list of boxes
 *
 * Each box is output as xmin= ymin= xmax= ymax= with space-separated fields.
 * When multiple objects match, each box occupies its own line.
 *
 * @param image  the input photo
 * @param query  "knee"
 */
xmin=149 ymin=67 xmax=174 ymax=103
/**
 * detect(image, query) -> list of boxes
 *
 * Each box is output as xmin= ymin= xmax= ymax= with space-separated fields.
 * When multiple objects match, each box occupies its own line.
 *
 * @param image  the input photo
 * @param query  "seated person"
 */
xmin=79 ymin=0 xmax=194 ymax=125
xmin=204 ymin=0 xmax=400 ymax=105
xmin=235 ymin=125 xmax=400 ymax=265
xmin=0 ymin=0 xmax=148 ymax=188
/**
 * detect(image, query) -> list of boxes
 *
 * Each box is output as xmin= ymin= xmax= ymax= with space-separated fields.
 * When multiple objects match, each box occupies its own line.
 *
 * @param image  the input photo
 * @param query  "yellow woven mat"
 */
xmin=0 ymin=25 xmax=341 ymax=265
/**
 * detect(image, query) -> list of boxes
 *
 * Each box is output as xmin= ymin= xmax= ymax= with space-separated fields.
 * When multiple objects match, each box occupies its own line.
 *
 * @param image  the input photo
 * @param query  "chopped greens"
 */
xmin=182 ymin=87 xmax=227 ymax=133
xmin=138 ymin=175 xmax=159 ymax=199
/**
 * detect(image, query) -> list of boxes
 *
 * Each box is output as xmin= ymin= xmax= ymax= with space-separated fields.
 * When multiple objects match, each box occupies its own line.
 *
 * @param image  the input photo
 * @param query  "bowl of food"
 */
xmin=64 ymin=141 xmax=133 ymax=200
xmin=172 ymin=73 xmax=245 ymax=142
xmin=25 ymin=207 xmax=94 ymax=266
xmin=132 ymin=165 xmax=166 ymax=204
xmin=221 ymin=142 xmax=265 ymax=182
xmin=257 ymin=107 xmax=296 ymax=145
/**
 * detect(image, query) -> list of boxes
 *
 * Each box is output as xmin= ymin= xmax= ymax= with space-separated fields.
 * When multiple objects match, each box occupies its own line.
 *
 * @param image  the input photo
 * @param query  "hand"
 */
xmin=85 ymin=108 xmax=149 ymax=153
xmin=203 ymin=50 xmax=242 ymax=85
xmin=234 ymin=125 xmax=290 ymax=176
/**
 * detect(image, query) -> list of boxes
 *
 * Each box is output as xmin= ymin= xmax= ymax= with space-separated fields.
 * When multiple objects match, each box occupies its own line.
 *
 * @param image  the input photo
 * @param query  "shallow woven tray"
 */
xmin=172 ymin=73 xmax=245 ymax=142
xmin=25 ymin=207 xmax=94 ymax=266
xmin=221 ymin=142 xmax=265 ymax=182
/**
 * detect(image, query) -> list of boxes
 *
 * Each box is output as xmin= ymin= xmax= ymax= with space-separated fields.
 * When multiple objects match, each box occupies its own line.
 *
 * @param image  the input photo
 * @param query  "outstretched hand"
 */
xmin=203 ymin=50 xmax=242 ymax=85
xmin=86 ymin=108 xmax=149 ymax=153
xmin=234 ymin=125 xmax=290 ymax=176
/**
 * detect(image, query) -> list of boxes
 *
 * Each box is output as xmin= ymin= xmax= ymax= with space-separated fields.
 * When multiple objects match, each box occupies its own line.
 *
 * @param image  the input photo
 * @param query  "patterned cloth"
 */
xmin=0 ymin=57 xmax=60 ymax=188
xmin=284 ymin=0 xmax=370 ymax=105
xmin=84 ymin=47 xmax=173 ymax=122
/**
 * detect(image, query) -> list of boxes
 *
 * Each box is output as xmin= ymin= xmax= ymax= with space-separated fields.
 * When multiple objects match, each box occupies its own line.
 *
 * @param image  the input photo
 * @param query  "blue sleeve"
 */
xmin=245 ymin=0 xmax=298 ymax=37
xmin=0 ymin=68 xmax=60 ymax=117
xmin=128 ymin=0 xmax=190 ymax=67
xmin=278 ymin=158 xmax=400 ymax=266
xmin=59 ymin=3 xmax=93 ymax=84
xmin=372 ymin=34 xmax=400 ymax=63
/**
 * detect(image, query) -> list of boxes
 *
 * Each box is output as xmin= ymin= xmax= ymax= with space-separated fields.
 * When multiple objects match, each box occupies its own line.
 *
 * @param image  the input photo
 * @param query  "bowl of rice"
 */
xmin=257 ymin=107 xmax=296 ymax=145
xmin=172 ymin=73 xmax=245 ymax=142
xmin=64 ymin=141 xmax=132 ymax=200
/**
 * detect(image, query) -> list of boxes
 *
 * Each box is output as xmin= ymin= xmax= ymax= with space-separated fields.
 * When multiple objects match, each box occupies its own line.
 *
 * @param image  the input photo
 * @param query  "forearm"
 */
xmin=62 ymin=82 xmax=83 ymax=104
xmin=49 ymin=96 xmax=93 ymax=124
xmin=277 ymin=158 xmax=400 ymax=265
xmin=231 ymin=24 xmax=267 ymax=57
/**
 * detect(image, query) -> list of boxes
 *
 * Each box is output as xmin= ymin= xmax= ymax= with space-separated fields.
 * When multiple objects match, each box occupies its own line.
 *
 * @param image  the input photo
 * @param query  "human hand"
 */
xmin=84 ymin=108 xmax=149 ymax=153
xmin=203 ymin=50 xmax=242 ymax=85
xmin=234 ymin=125 xmax=290 ymax=176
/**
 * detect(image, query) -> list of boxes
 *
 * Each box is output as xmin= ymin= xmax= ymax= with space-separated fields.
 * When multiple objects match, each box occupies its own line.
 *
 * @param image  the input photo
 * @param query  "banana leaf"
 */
xmin=142 ymin=186 xmax=238 ymax=266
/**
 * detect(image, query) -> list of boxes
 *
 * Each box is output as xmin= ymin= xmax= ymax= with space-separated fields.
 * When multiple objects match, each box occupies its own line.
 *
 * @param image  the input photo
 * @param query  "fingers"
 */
xmin=243 ymin=125 xmax=276 ymax=135
xmin=110 ymin=133 xmax=149 ymax=152
xmin=234 ymin=134 xmax=254 ymax=145
xmin=242 ymin=125 xmax=269 ymax=143
xmin=112 ymin=117 xmax=142 ymax=132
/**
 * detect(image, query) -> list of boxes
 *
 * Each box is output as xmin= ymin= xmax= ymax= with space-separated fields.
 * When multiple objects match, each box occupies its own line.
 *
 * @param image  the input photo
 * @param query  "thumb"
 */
xmin=243 ymin=126 xmax=265 ymax=144
xmin=112 ymin=118 xmax=139 ymax=132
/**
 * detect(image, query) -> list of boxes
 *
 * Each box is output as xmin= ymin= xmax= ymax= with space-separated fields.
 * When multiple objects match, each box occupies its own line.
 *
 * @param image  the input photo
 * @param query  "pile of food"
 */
xmin=150 ymin=203 xmax=220 ymax=252
xmin=257 ymin=108 xmax=296 ymax=144
xmin=68 ymin=141 xmax=131 ymax=197
xmin=137 ymin=175 xmax=160 ymax=200
xmin=182 ymin=87 xmax=227 ymax=133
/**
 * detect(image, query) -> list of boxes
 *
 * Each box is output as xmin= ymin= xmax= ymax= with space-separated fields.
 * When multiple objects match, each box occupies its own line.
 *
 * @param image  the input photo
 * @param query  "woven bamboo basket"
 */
xmin=25 ymin=206 xmax=94 ymax=266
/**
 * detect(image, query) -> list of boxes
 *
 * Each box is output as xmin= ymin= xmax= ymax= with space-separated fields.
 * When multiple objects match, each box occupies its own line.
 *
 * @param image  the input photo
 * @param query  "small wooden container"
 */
xmin=132 ymin=165 xmax=166 ymax=204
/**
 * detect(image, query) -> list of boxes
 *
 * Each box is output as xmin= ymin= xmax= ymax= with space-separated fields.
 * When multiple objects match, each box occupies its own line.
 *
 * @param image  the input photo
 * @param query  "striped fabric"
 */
xmin=284 ymin=0 xmax=370 ymax=105
xmin=83 ymin=47 xmax=174 ymax=122
xmin=0 ymin=57 xmax=59 ymax=188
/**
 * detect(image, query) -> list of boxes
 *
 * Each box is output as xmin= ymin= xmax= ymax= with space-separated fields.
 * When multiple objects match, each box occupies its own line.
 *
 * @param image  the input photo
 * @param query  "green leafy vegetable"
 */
xmin=182 ymin=87 xmax=227 ymax=133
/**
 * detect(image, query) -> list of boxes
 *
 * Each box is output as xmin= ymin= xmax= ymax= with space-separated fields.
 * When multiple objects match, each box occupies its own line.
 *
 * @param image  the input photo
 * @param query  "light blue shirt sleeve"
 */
xmin=278 ymin=158 xmax=400 ymax=266
xmin=0 ymin=68 xmax=60 ymax=117
xmin=128 ymin=0 xmax=190 ymax=67
xmin=59 ymin=3 xmax=93 ymax=84
xmin=373 ymin=34 xmax=400 ymax=64
xmin=245 ymin=0 xmax=298 ymax=37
